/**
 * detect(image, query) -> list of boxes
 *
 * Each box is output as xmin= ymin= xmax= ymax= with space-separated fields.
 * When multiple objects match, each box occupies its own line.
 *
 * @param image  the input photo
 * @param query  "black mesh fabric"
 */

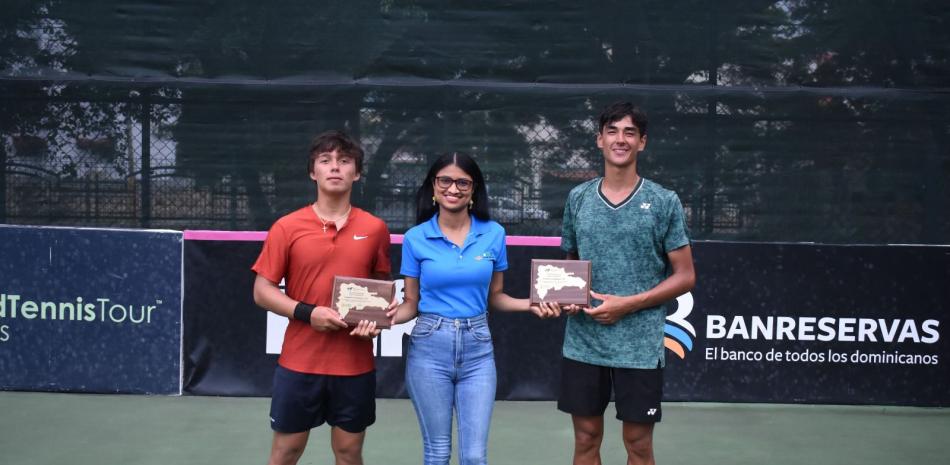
xmin=2 ymin=1 xmax=948 ymax=243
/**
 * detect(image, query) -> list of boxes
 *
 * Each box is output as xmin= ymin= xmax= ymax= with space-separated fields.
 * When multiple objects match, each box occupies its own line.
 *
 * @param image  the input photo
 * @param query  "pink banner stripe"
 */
xmin=506 ymin=235 xmax=562 ymax=247
xmin=183 ymin=230 xmax=267 ymax=241
xmin=183 ymin=230 xmax=561 ymax=247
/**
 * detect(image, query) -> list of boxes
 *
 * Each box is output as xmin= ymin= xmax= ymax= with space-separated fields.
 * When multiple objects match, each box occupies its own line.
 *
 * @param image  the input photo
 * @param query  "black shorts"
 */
xmin=269 ymin=365 xmax=376 ymax=434
xmin=557 ymin=357 xmax=663 ymax=423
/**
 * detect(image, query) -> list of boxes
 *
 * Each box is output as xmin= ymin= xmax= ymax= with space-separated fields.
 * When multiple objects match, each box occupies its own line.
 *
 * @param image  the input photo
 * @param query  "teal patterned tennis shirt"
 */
xmin=560 ymin=177 xmax=690 ymax=368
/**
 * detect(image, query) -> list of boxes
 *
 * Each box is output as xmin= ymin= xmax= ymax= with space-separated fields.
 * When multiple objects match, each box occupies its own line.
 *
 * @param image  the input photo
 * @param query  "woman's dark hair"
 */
xmin=415 ymin=152 xmax=491 ymax=225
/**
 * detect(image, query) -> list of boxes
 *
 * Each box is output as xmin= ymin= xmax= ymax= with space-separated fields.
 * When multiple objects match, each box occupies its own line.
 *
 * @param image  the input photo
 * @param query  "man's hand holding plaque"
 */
xmin=529 ymin=259 xmax=592 ymax=307
xmin=331 ymin=276 xmax=396 ymax=331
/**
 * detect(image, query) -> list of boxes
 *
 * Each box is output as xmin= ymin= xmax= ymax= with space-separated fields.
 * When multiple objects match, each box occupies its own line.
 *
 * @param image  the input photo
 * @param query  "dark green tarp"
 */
xmin=2 ymin=1 xmax=949 ymax=243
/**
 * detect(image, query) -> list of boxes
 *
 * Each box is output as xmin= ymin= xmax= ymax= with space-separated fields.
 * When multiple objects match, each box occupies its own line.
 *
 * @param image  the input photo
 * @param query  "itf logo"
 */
xmin=664 ymin=292 xmax=695 ymax=359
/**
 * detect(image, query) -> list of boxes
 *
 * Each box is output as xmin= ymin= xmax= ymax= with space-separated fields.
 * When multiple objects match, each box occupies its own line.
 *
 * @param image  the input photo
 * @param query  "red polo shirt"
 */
xmin=252 ymin=206 xmax=391 ymax=375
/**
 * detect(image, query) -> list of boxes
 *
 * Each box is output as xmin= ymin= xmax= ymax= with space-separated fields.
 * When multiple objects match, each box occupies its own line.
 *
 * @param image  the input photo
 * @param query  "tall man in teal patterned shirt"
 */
xmin=558 ymin=101 xmax=696 ymax=465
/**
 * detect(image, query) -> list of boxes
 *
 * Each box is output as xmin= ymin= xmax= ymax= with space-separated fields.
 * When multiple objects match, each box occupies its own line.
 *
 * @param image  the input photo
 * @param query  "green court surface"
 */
xmin=1 ymin=391 xmax=947 ymax=464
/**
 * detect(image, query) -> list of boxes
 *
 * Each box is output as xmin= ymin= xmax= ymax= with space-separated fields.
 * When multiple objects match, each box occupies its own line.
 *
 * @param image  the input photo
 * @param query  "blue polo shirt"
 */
xmin=400 ymin=214 xmax=509 ymax=318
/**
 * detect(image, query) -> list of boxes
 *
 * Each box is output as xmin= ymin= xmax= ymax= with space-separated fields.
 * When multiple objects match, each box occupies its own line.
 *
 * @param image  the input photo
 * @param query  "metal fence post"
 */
xmin=141 ymin=92 xmax=152 ymax=228
xmin=0 ymin=140 xmax=6 ymax=223
xmin=702 ymin=8 xmax=720 ymax=235
xmin=230 ymin=170 xmax=238 ymax=230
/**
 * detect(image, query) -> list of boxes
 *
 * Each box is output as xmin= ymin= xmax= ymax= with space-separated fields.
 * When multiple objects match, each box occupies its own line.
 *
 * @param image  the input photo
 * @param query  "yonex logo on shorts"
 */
xmin=646 ymin=409 xmax=657 ymax=416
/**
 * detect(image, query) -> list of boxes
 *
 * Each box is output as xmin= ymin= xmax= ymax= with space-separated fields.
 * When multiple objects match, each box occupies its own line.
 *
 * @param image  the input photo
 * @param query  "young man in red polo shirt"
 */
xmin=252 ymin=130 xmax=392 ymax=465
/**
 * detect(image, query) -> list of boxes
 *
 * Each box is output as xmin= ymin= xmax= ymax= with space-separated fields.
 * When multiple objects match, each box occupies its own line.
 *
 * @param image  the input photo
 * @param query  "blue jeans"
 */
xmin=406 ymin=312 xmax=497 ymax=465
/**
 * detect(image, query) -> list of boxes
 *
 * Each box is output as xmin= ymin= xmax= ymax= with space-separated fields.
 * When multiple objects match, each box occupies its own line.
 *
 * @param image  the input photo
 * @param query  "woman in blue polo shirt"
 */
xmin=391 ymin=152 xmax=558 ymax=465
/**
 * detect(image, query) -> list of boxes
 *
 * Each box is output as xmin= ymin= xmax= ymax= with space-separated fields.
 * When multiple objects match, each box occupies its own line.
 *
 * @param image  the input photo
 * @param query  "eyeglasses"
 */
xmin=434 ymin=176 xmax=474 ymax=192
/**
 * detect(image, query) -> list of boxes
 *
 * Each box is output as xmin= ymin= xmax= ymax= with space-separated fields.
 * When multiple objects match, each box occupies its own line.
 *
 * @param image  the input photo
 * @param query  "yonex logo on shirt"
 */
xmin=646 ymin=409 xmax=657 ymax=415
xmin=640 ymin=202 xmax=651 ymax=210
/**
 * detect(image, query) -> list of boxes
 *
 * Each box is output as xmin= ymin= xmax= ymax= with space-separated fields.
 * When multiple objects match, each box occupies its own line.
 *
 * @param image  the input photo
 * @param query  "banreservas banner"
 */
xmin=183 ymin=233 xmax=949 ymax=406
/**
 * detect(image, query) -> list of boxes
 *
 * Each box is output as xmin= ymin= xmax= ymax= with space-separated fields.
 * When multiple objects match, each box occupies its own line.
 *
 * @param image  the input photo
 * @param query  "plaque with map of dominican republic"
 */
xmin=331 ymin=276 xmax=395 ymax=329
xmin=529 ymin=259 xmax=592 ymax=306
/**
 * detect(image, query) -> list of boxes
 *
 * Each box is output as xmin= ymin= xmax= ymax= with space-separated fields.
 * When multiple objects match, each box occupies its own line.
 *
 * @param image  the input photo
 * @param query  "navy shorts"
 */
xmin=557 ymin=357 xmax=664 ymax=423
xmin=269 ymin=365 xmax=376 ymax=434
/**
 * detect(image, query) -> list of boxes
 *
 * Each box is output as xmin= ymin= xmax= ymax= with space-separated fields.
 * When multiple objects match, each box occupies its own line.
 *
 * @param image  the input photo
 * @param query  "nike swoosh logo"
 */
xmin=353 ymin=235 xmax=368 ymax=240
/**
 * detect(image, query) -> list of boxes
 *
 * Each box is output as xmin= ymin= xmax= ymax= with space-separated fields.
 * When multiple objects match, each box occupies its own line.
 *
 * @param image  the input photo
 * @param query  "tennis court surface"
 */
xmin=2 ymin=392 xmax=947 ymax=464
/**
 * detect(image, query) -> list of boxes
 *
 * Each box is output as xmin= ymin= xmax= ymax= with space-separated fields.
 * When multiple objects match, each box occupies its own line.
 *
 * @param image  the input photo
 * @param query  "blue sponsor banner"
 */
xmin=0 ymin=225 xmax=182 ymax=394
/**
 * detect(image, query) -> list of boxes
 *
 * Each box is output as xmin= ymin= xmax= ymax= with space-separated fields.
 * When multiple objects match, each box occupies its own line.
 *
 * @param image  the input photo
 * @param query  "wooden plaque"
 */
xmin=529 ymin=259 xmax=591 ymax=306
xmin=331 ymin=276 xmax=395 ymax=329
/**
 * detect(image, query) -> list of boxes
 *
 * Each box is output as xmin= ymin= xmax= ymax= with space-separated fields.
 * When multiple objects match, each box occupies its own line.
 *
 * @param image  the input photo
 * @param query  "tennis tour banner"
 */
xmin=0 ymin=225 xmax=182 ymax=394
xmin=183 ymin=233 xmax=949 ymax=406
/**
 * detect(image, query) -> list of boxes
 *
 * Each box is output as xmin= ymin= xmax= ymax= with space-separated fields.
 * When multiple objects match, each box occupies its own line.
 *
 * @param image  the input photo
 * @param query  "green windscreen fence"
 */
xmin=2 ymin=1 xmax=948 ymax=243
